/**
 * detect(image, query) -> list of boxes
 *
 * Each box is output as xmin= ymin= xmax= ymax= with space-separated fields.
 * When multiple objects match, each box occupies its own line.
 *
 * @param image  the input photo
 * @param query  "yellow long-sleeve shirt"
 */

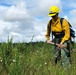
xmin=45 ymin=17 xmax=70 ymax=43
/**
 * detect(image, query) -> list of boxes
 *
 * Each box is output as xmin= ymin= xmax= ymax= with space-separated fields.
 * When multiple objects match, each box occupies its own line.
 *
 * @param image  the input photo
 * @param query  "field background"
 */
xmin=0 ymin=38 xmax=76 ymax=75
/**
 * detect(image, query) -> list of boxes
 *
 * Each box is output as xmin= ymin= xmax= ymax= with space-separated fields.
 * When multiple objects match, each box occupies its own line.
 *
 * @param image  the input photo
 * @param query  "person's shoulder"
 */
xmin=48 ymin=19 xmax=52 ymax=24
xmin=60 ymin=18 xmax=68 ymax=23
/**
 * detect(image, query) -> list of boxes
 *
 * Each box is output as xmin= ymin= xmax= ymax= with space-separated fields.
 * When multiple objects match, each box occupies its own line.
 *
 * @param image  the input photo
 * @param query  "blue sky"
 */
xmin=0 ymin=0 xmax=76 ymax=42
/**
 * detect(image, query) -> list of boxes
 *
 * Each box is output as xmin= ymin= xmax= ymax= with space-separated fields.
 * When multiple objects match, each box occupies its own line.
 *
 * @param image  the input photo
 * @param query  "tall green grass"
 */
xmin=0 ymin=38 xmax=76 ymax=75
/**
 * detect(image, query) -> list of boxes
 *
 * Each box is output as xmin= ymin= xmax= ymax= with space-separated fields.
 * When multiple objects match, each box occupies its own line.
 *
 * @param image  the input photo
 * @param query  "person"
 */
xmin=45 ymin=6 xmax=71 ymax=68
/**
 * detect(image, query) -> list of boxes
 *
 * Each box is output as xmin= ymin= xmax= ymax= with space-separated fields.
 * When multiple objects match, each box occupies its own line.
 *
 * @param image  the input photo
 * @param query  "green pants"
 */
xmin=52 ymin=38 xmax=71 ymax=69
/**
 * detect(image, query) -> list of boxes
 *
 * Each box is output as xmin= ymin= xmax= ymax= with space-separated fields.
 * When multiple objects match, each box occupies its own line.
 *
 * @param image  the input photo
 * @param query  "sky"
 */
xmin=0 ymin=0 xmax=76 ymax=43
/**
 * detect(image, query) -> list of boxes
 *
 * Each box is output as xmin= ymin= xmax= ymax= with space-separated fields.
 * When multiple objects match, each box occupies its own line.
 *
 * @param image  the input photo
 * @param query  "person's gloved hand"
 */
xmin=46 ymin=40 xmax=52 ymax=44
xmin=58 ymin=42 xmax=67 ymax=49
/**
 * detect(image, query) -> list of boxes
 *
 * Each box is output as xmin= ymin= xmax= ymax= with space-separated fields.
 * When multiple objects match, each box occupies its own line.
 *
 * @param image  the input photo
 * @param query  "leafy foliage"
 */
xmin=0 ymin=39 xmax=76 ymax=75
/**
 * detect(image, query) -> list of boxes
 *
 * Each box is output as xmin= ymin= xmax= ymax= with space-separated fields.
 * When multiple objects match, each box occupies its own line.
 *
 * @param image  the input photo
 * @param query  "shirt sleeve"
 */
xmin=45 ymin=21 xmax=51 ymax=40
xmin=61 ymin=19 xmax=70 ymax=43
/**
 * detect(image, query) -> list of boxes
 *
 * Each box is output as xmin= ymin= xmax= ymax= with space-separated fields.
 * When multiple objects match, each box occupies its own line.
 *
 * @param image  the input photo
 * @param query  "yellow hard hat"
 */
xmin=48 ymin=6 xmax=60 ymax=16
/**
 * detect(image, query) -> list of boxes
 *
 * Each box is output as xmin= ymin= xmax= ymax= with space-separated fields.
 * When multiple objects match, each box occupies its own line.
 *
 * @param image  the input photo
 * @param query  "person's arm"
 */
xmin=61 ymin=19 xmax=70 ymax=44
xmin=45 ymin=21 xmax=51 ymax=43
xmin=58 ymin=19 xmax=70 ymax=48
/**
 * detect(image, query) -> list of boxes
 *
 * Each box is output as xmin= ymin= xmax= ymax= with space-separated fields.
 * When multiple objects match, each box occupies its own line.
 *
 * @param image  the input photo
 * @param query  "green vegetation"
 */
xmin=0 ymin=39 xmax=76 ymax=75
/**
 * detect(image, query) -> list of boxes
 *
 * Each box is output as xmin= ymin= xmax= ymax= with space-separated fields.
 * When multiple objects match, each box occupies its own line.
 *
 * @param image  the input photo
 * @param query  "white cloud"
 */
xmin=9 ymin=32 xmax=21 ymax=37
xmin=70 ymin=9 xmax=76 ymax=16
xmin=0 ymin=20 xmax=12 ymax=33
xmin=36 ymin=35 xmax=44 ymax=41
xmin=0 ymin=2 xmax=30 ymax=21
xmin=29 ymin=0 xmax=61 ymax=17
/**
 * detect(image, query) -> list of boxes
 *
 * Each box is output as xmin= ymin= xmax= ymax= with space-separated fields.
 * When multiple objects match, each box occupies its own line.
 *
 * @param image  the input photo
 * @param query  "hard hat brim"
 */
xmin=48 ymin=13 xmax=56 ymax=16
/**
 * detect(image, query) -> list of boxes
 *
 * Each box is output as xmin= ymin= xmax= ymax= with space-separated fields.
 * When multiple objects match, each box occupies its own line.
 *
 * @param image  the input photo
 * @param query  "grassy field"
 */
xmin=0 ymin=39 xmax=76 ymax=75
